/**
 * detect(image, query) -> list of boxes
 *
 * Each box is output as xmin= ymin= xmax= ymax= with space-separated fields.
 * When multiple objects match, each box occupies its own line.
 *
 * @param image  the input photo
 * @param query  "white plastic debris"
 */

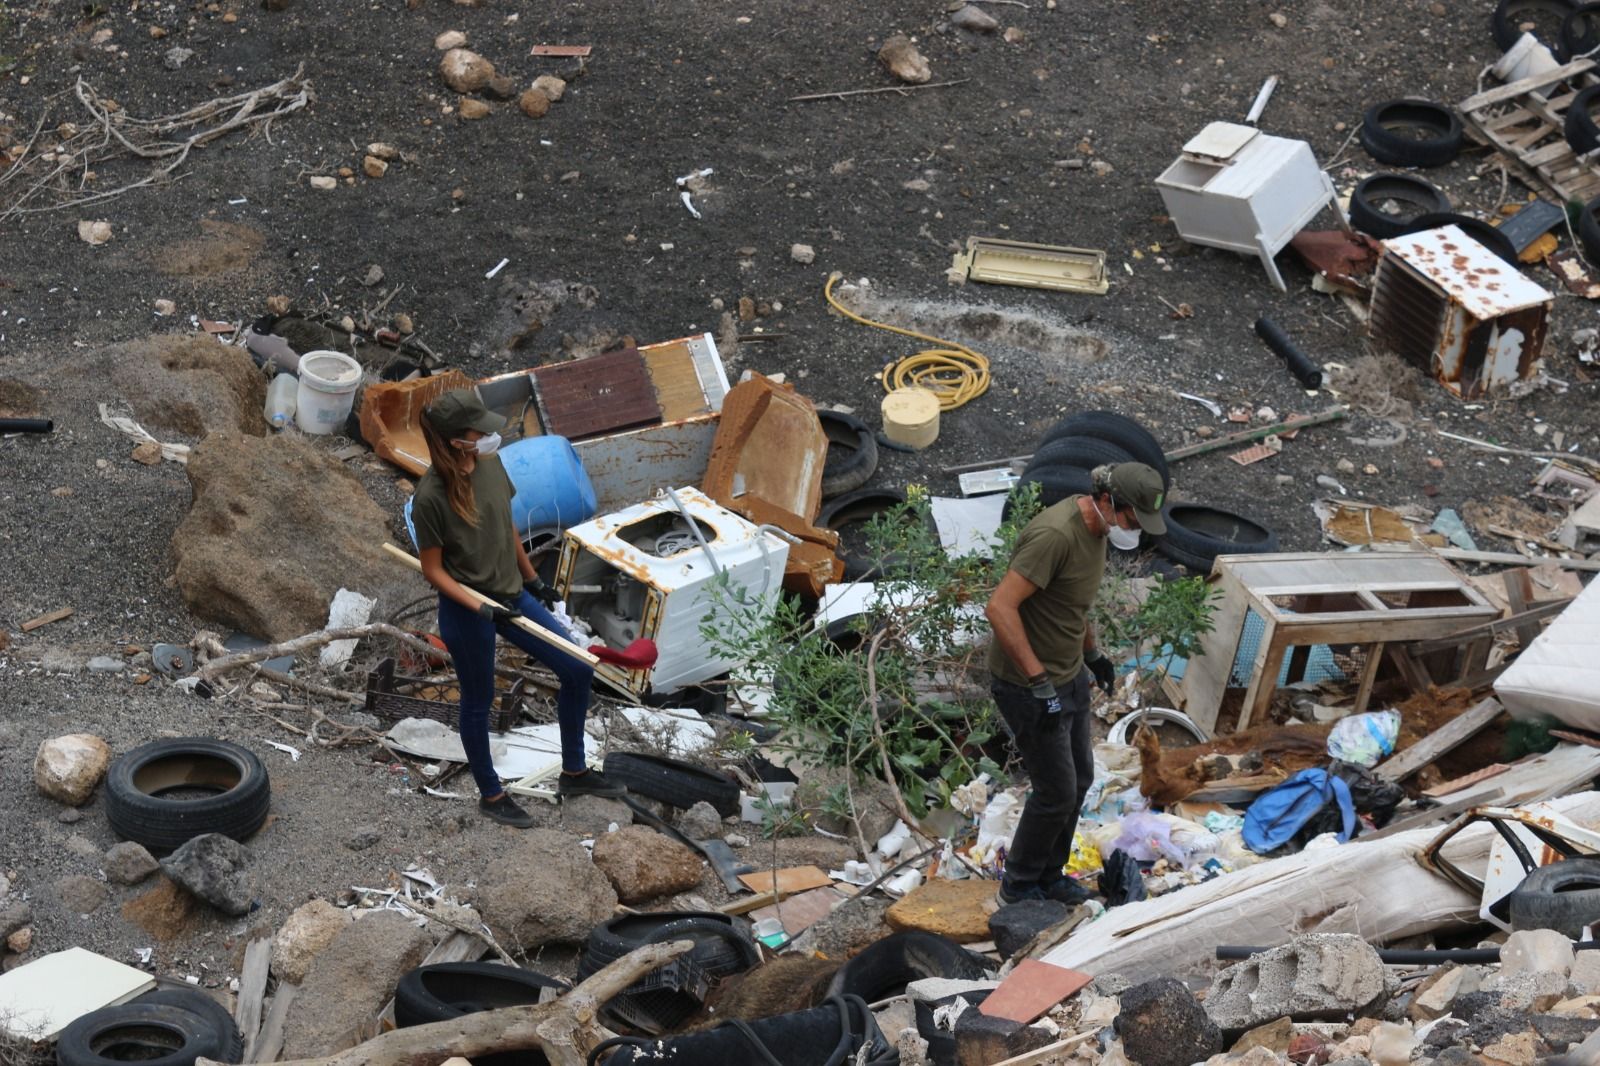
xmin=319 ymin=588 xmax=376 ymax=668
xmin=97 ymin=404 xmax=190 ymax=464
xmin=265 ymin=741 xmax=302 ymax=762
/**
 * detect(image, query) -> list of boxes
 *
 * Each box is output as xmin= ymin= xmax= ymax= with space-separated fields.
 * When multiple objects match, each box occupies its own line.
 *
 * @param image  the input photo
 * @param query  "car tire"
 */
xmin=1359 ymin=99 xmax=1464 ymax=168
xmin=56 ymin=1004 xmax=233 ymax=1066
xmin=133 ymin=989 xmax=243 ymax=1064
xmin=1398 ymin=212 xmax=1520 ymax=264
xmin=819 ymin=410 xmax=880 ymax=499
xmin=816 ymin=487 xmax=925 ymax=579
xmin=1004 ymin=463 xmax=1094 ymax=520
xmin=825 ymin=932 xmax=992 ymax=1003
xmin=1580 ymin=195 xmax=1600 ymax=265
xmin=596 ymin=1001 xmax=884 ymax=1066
xmin=394 ymin=962 xmax=568 ymax=1027
xmin=1037 ymin=411 xmax=1169 ymax=489
xmin=1025 ymin=436 xmax=1135 ymax=479
xmin=603 ymin=752 xmax=741 ymax=816
xmin=1349 ymin=174 xmax=1452 ymax=240
xmin=1562 ymin=1 xmax=1600 ymax=55
xmin=1156 ymin=503 xmax=1279 ymax=572
xmin=1494 ymin=0 xmax=1579 ymax=56
xmin=1507 ymin=857 xmax=1600 ymax=938
xmin=105 ymin=738 xmax=271 ymax=854
xmin=579 ymin=912 xmax=760 ymax=1035
xmin=1567 ymin=84 xmax=1600 ymax=157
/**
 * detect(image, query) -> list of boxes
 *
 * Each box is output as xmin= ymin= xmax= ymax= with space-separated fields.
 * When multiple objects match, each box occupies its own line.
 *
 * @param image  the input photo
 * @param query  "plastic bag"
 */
xmin=1098 ymin=848 xmax=1147 ymax=907
xmin=1326 ymin=709 xmax=1401 ymax=767
xmin=1111 ymin=812 xmax=1217 ymax=867
xmin=1066 ymin=832 xmax=1103 ymax=876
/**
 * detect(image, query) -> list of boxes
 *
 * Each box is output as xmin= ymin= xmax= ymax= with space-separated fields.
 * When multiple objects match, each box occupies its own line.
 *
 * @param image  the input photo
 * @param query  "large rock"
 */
xmin=789 ymin=894 xmax=892 ymax=958
xmin=54 ymin=875 xmax=108 ymax=915
xmin=878 ymin=34 xmax=931 ymax=84
xmin=988 ymin=899 xmax=1069 ymax=959
xmin=159 ymin=834 xmax=253 ymax=915
xmin=676 ymin=801 xmax=724 ymax=842
xmin=272 ymin=898 xmax=354 ymax=984
xmin=955 ymin=1009 xmax=1056 ymax=1066
xmin=439 ymin=48 xmax=495 ymax=92
xmin=1501 ymin=929 xmax=1575 ymax=977
xmin=283 ymin=911 xmax=433 ymax=1058
xmin=795 ymin=768 xmax=902 ymax=845
xmin=590 ymin=826 xmax=704 ymax=904
xmin=1205 ymin=934 xmax=1389 ymax=1031
xmin=104 ymin=842 xmax=159 ymax=885
xmin=172 ymin=431 xmax=401 ymax=641
xmin=886 ymin=879 xmax=996 ymax=944
xmin=1412 ymin=964 xmax=1480 ymax=1021
xmin=560 ymin=794 xmax=633 ymax=837
xmin=478 ymin=828 xmax=617 ymax=950
xmin=35 ymin=734 xmax=111 ymax=806
xmin=109 ymin=335 xmax=268 ymax=439
xmin=1115 ymin=977 xmax=1223 ymax=1066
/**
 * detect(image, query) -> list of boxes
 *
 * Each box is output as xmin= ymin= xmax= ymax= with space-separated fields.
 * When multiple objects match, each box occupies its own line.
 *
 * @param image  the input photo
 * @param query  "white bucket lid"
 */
xmin=298 ymin=350 xmax=363 ymax=392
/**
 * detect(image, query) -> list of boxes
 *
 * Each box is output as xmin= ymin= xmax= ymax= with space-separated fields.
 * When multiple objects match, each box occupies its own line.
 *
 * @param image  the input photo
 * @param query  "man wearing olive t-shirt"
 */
xmin=984 ymin=463 xmax=1167 ymax=905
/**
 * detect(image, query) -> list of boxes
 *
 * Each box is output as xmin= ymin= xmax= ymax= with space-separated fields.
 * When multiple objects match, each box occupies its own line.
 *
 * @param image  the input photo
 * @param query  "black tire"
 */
xmin=603 ymin=752 xmax=740 ymax=816
xmin=105 ymin=739 xmax=271 ymax=854
xmin=581 ymin=912 xmax=759 ymax=974
xmin=1507 ymin=857 xmax=1600 ymax=938
xmin=1398 ymin=212 xmax=1520 ymax=264
xmin=1025 ymin=436 xmax=1135 ymax=478
xmin=1494 ymin=0 xmax=1578 ymax=55
xmin=394 ymin=962 xmax=567 ymax=1027
xmin=815 ymin=487 xmax=923 ymax=580
xmin=597 ymin=1001 xmax=882 ymax=1066
xmin=1563 ymin=2 xmax=1600 ymax=56
xmin=1348 ymin=174 xmax=1451 ymax=240
xmin=1155 ymin=503 xmax=1279 ymax=572
xmin=818 ymin=410 xmax=879 ymax=499
xmin=1567 ymin=84 xmax=1600 ymax=156
xmin=825 ymin=932 xmax=992 ymax=1003
xmin=1003 ymin=463 xmax=1094 ymax=523
xmin=56 ymin=1004 xmax=232 ymax=1066
xmin=1581 ymin=195 xmax=1600 ymax=265
xmin=1037 ymin=411 xmax=1170 ymax=489
xmin=1359 ymin=99 xmax=1464 ymax=168
xmin=133 ymin=990 xmax=243 ymax=1064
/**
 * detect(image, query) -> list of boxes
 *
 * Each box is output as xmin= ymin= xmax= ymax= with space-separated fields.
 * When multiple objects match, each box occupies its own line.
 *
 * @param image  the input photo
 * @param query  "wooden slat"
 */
xmin=1460 ymin=58 xmax=1595 ymax=111
xmin=236 ymin=938 xmax=272 ymax=1061
xmin=1353 ymin=642 xmax=1386 ymax=715
xmin=1437 ymin=548 xmax=1600 ymax=571
xmin=1357 ymin=789 xmax=1505 ymax=843
xmin=1503 ymin=570 xmax=1543 ymax=649
xmin=20 ymin=606 xmax=72 ymax=632
xmin=1486 ymin=106 xmax=1536 ymax=130
xmin=1376 ymin=697 xmax=1504 ymax=781
xmin=249 ymin=984 xmax=296 ymax=1064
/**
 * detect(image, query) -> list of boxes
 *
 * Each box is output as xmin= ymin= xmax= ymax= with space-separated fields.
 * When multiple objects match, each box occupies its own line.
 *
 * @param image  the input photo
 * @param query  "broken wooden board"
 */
xmin=248 ymin=984 xmax=295 ymax=1064
xmin=1423 ymin=763 xmax=1513 ymax=797
xmin=737 ymin=865 xmax=833 ymax=896
xmin=20 ymin=606 xmax=72 ymax=632
xmin=235 ymin=938 xmax=271 ymax=1061
xmin=1459 ymin=60 xmax=1600 ymax=204
xmin=979 ymin=959 xmax=1092 ymax=1024
xmin=1041 ymin=787 xmax=1600 ymax=981
xmin=749 ymin=885 xmax=851 ymax=937
xmin=1377 ymin=698 xmax=1504 ymax=782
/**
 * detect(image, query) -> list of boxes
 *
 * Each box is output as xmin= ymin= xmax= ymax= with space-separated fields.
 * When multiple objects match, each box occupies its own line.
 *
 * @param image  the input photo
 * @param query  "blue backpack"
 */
xmin=1242 ymin=768 xmax=1356 ymax=854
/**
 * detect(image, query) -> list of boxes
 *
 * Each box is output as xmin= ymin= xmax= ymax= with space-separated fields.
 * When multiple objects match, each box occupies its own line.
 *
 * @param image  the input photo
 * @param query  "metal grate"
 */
xmin=1228 ymin=609 xmax=1348 ymax=688
xmin=532 ymin=347 xmax=661 ymax=440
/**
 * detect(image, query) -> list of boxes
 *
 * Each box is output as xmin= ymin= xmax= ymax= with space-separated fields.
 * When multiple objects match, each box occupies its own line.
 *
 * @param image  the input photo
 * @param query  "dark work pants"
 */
xmin=992 ymin=671 xmax=1095 ymax=885
xmin=436 ymin=590 xmax=594 ymax=797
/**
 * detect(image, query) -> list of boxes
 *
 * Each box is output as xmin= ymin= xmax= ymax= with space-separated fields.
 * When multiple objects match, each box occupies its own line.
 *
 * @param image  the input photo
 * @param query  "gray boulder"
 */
xmin=283 ymin=911 xmax=434 ymax=1057
xmin=105 ymin=842 xmax=160 ymax=885
xmin=1204 ymin=934 xmax=1389 ymax=1031
xmin=159 ymin=833 xmax=253 ymax=915
xmin=478 ymin=828 xmax=617 ymax=951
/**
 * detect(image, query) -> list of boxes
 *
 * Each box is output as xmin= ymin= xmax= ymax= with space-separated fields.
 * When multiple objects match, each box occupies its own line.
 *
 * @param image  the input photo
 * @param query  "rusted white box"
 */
xmin=1369 ymin=225 xmax=1552 ymax=399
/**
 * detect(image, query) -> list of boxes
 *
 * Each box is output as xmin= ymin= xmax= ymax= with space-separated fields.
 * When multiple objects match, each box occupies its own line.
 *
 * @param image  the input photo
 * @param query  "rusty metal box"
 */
xmin=1369 ymin=225 xmax=1553 ymax=399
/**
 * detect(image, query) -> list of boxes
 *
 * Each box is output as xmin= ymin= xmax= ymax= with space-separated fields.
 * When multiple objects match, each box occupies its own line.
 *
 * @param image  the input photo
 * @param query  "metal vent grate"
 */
xmin=1369 ymin=253 xmax=1448 ymax=375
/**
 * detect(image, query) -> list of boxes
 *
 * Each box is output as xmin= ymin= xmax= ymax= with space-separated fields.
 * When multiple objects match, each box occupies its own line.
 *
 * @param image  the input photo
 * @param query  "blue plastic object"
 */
xmin=402 ymin=435 xmax=597 ymax=548
xmin=1242 ymin=768 xmax=1356 ymax=854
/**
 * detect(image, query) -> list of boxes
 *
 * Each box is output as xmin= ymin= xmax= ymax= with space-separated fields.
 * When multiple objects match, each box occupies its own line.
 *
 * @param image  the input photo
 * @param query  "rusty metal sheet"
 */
xmin=572 ymin=417 xmax=718 ymax=514
xmin=1380 ymin=225 xmax=1553 ymax=320
xmin=532 ymin=348 xmax=661 ymax=441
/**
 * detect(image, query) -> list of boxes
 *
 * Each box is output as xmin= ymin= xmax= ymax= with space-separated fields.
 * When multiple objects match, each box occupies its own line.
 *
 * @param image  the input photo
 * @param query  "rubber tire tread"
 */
xmin=1037 ymin=411 xmax=1169 ymax=488
xmin=598 ymin=1003 xmax=874 ymax=1066
xmin=815 ymin=487 xmax=915 ymax=581
xmin=1582 ymin=196 xmax=1600 ymax=266
xmin=394 ymin=962 xmax=568 ymax=1027
xmin=1494 ymin=0 xmax=1578 ymax=54
xmin=819 ymin=410 xmax=880 ymax=499
xmin=1156 ymin=503 xmax=1279 ymax=572
xmin=1002 ymin=464 xmax=1093 ymax=523
xmin=581 ymin=912 xmax=758 ymax=975
xmin=602 ymin=752 xmax=741 ymax=816
xmin=105 ymin=738 xmax=271 ymax=853
xmin=1152 ymin=537 xmax=1218 ymax=576
xmin=1358 ymin=99 xmax=1464 ymax=168
xmin=133 ymin=990 xmax=243 ymax=1064
xmin=1563 ymin=2 xmax=1600 ymax=56
xmin=825 ymin=932 xmax=991 ymax=1003
xmin=1507 ymin=857 xmax=1600 ymax=938
xmin=56 ymin=1004 xmax=230 ymax=1066
xmin=1348 ymin=174 xmax=1451 ymax=240
xmin=1568 ymin=85 xmax=1600 ymax=157
xmin=1025 ymin=436 xmax=1135 ymax=477
xmin=1399 ymin=212 xmax=1519 ymax=264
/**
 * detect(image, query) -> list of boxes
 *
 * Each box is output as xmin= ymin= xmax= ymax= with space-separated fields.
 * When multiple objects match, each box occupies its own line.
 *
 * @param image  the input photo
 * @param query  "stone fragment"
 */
xmin=988 ymin=899 xmax=1069 ymax=959
xmin=362 ymin=155 xmax=387 ymax=178
xmin=590 ymin=826 xmax=704 ymax=905
xmin=1233 ymin=1016 xmax=1294 ymax=1054
xmin=104 ymin=842 xmax=159 ymax=885
xmin=35 ymin=734 xmax=111 ymax=806
xmin=1116 ymin=977 xmax=1223 ymax=1066
xmin=159 ymin=833 xmax=253 ymax=915
xmin=878 ymin=35 xmax=931 ymax=85
xmin=955 ymin=1009 xmax=1055 ymax=1066
xmin=153 ymin=299 xmax=176 ymax=315
xmin=54 ymin=875 xmax=108 ymax=915
xmin=951 ymin=4 xmax=1000 ymax=31
xmin=484 ymin=74 xmax=517 ymax=100
xmin=77 ymin=220 xmax=113 ymax=245
xmin=675 ymin=801 xmax=723 ymax=842
xmin=886 ymin=879 xmax=998 ymax=943
xmin=1412 ymin=964 xmax=1479 ymax=1021
xmin=345 ymin=826 xmax=380 ymax=851
xmin=283 ymin=911 xmax=433 ymax=1057
xmin=1501 ymin=929 xmax=1575 ymax=977
xmin=518 ymin=88 xmax=551 ymax=118
xmin=1205 ymin=934 xmax=1389 ymax=1030
xmin=791 ymin=243 xmax=816 ymax=265
xmin=439 ymin=48 xmax=495 ymax=93
xmin=309 ymin=176 xmax=337 ymax=190
xmin=789 ymin=895 xmax=892 ymax=958
xmin=0 ymin=906 xmax=30 ymax=942
xmin=478 ymin=829 xmax=617 ymax=950
xmin=1003 ymin=26 xmax=1025 ymax=43
xmin=131 ymin=442 xmax=162 ymax=465
xmin=906 ymin=977 xmax=1001 ymax=1003
xmin=531 ymin=74 xmax=566 ymax=101
xmin=163 ymin=46 xmax=194 ymax=70
xmin=367 ymin=142 xmax=399 ymax=160
xmin=1574 ymin=951 xmax=1600 ymax=996
xmin=6 ymin=927 xmax=31 ymax=954
xmin=434 ymin=30 xmax=466 ymax=50
xmin=1481 ymin=1029 xmax=1540 ymax=1066
xmin=458 ymin=98 xmax=491 ymax=119
xmin=272 ymin=898 xmax=353 ymax=984
xmin=1368 ymin=1021 xmax=1416 ymax=1066
xmin=1496 ymin=969 xmax=1568 ymax=1012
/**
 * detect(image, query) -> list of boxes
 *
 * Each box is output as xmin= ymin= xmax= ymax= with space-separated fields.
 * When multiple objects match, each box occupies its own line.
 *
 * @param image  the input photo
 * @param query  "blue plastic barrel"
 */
xmin=402 ymin=435 xmax=597 ymax=548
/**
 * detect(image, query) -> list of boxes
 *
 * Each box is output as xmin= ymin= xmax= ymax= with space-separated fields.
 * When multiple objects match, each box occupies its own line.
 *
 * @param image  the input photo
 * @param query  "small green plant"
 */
xmin=1092 ymin=563 xmax=1219 ymax=699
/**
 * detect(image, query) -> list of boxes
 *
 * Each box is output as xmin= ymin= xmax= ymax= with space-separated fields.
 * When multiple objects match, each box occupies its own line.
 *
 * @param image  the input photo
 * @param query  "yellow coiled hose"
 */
xmin=823 ymin=274 xmax=991 ymax=411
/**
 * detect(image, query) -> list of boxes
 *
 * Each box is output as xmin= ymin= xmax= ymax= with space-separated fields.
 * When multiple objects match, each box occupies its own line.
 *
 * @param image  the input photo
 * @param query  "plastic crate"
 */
xmin=364 ymin=657 xmax=522 ymax=733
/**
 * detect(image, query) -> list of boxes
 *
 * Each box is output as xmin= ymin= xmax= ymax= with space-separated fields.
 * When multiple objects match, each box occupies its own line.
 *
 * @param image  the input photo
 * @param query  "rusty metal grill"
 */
xmin=533 ymin=347 xmax=662 ymax=441
xmin=1369 ymin=254 xmax=1448 ymax=376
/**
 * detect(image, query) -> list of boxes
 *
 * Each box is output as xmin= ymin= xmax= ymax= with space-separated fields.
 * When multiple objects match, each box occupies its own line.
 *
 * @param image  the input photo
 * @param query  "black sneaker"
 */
xmin=557 ymin=768 xmax=627 ymax=799
xmin=479 ymin=793 xmax=535 ymax=828
xmin=1041 ymin=874 xmax=1093 ymax=906
xmin=997 ymin=877 xmax=1049 ymax=905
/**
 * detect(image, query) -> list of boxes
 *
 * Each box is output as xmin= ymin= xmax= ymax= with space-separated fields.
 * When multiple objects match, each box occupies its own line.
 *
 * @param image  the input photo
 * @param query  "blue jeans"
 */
xmin=436 ymin=590 xmax=595 ymax=797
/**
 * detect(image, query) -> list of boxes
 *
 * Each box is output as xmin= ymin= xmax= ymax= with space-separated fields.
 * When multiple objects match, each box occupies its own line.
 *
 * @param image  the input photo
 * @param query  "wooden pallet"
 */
xmin=1458 ymin=57 xmax=1600 ymax=203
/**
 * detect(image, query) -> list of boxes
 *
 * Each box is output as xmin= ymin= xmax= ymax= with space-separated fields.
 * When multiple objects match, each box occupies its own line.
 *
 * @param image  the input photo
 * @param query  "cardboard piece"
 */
xmin=749 ymin=885 xmax=849 ymax=936
xmin=0 ymin=947 xmax=157 ymax=1039
xmin=737 ymin=865 xmax=834 ymax=896
xmin=979 ymin=959 xmax=1092 ymax=1024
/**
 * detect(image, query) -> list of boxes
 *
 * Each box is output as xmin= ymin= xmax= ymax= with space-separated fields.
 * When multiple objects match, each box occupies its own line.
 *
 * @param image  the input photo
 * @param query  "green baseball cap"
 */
xmin=1107 ymin=462 xmax=1167 ymax=535
xmin=424 ymin=389 xmax=506 ymax=438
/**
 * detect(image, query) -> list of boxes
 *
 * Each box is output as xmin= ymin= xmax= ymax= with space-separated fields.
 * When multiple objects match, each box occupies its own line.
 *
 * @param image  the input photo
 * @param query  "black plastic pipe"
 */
xmin=0 ymin=418 xmax=52 ymax=434
xmin=1253 ymin=317 xmax=1324 ymax=390
xmin=1218 ymin=940 xmax=1600 ymax=965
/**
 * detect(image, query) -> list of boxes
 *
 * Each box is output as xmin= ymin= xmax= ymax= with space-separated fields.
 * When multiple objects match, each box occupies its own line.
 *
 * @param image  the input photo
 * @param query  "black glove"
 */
xmin=523 ymin=576 xmax=559 ymax=610
xmin=1028 ymin=674 xmax=1063 ymax=728
xmin=1085 ymin=649 xmax=1115 ymax=695
xmin=478 ymin=600 xmax=515 ymax=624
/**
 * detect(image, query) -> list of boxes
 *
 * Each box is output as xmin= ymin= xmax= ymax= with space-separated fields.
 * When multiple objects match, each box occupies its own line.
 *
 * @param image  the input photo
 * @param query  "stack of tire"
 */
xmin=1012 ymin=411 xmax=1169 ymax=534
xmin=56 ymin=987 xmax=245 ymax=1066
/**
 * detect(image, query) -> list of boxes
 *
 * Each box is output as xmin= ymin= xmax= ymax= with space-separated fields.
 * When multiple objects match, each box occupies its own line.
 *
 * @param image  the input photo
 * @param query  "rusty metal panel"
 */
xmin=532 ymin=348 xmax=661 ymax=441
xmin=571 ymin=416 xmax=719 ymax=514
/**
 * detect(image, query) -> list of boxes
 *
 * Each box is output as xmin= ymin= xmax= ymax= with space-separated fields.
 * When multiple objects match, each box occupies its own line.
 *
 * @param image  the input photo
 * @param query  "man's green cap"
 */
xmin=1108 ymin=462 xmax=1167 ymax=535
xmin=424 ymin=389 xmax=506 ymax=438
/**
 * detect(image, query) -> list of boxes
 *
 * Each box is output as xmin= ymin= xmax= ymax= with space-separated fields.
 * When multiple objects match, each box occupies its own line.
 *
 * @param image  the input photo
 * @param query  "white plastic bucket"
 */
xmin=1493 ymin=32 xmax=1561 ymax=88
xmin=294 ymin=350 xmax=363 ymax=435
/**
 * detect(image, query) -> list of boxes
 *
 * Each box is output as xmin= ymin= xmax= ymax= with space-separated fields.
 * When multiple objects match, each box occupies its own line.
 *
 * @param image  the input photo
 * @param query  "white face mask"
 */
xmin=1108 ymin=524 xmax=1141 ymax=551
xmin=457 ymin=432 xmax=502 ymax=457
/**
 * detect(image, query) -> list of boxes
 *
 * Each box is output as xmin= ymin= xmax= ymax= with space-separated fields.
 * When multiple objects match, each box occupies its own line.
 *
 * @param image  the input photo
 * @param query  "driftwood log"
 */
xmin=203 ymin=940 xmax=693 ymax=1066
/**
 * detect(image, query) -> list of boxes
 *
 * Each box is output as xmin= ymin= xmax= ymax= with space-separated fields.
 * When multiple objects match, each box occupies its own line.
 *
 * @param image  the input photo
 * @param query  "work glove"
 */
xmin=523 ymin=576 xmax=559 ymax=610
xmin=1028 ymin=673 xmax=1063 ymax=728
xmin=478 ymin=601 xmax=516 ymax=625
xmin=1084 ymin=649 xmax=1115 ymax=695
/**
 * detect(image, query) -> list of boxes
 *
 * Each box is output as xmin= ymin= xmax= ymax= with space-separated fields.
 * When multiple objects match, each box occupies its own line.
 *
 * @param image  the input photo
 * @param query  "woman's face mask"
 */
xmin=457 ymin=432 xmax=502 ymax=457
